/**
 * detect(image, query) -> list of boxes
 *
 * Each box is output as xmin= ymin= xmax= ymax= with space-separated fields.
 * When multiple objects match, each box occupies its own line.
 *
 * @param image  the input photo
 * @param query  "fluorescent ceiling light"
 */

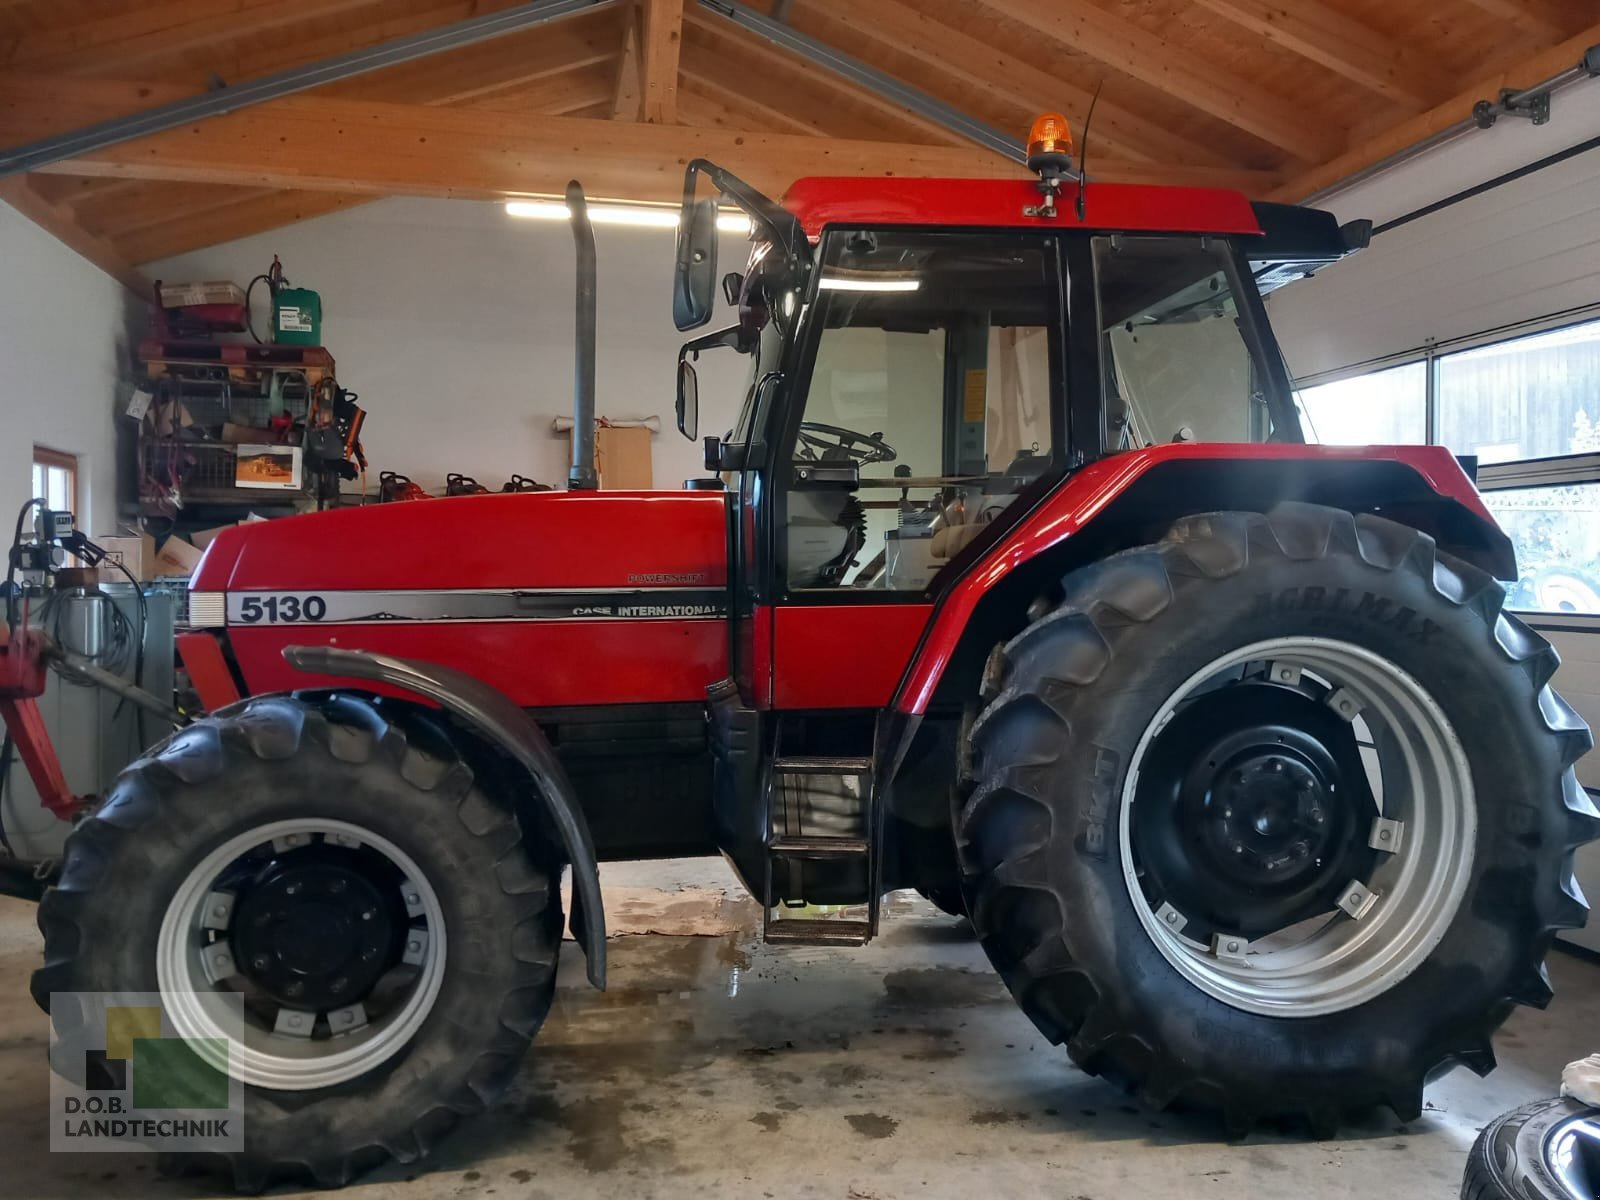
xmin=504 ymin=199 xmax=751 ymax=234
xmin=817 ymin=276 xmax=921 ymax=292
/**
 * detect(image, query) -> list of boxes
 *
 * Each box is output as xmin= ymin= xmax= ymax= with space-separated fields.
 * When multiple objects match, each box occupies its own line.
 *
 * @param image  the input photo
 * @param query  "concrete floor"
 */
xmin=1 ymin=857 xmax=1596 ymax=1200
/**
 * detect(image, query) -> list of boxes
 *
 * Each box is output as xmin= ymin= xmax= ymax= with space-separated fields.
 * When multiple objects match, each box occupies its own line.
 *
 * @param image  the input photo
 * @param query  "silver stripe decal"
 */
xmin=225 ymin=587 xmax=726 ymax=626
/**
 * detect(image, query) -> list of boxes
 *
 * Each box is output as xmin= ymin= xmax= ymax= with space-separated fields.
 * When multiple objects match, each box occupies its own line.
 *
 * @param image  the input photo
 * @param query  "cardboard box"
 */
xmin=563 ymin=425 xmax=653 ymax=490
xmin=159 ymin=280 xmax=246 ymax=308
xmin=153 ymin=535 xmax=203 ymax=578
xmin=95 ymin=532 xmax=155 ymax=582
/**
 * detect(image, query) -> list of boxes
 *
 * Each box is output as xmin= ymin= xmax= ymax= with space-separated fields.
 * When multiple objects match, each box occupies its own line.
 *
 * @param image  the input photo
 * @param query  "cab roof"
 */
xmin=780 ymin=176 xmax=1263 ymax=241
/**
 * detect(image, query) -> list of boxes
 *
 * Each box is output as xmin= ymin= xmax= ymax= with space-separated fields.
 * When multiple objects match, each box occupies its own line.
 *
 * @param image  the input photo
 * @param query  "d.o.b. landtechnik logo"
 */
xmin=48 ymin=992 xmax=244 ymax=1153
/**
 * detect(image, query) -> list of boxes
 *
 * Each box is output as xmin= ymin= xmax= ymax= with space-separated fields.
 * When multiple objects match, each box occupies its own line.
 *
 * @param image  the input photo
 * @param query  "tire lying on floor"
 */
xmin=1463 ymin=1096 xmax=1600 ymax=1200
xmin=958 ymin=504 xmax=1600 ymax=1133
xmin=31 ymin=695 xmax=561 ymax=1191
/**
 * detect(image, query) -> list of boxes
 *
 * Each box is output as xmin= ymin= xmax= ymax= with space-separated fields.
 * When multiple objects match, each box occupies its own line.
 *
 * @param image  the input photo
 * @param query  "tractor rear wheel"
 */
xmin=32 ymin=694 xmax=561 ymax=1190
xmin=959 ymin=504 xmax=1598 ymax=1131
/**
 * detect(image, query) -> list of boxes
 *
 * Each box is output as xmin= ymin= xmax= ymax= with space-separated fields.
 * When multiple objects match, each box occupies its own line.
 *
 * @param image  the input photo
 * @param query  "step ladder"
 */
xmin=763 ymin=756 xmax=875 ymax=946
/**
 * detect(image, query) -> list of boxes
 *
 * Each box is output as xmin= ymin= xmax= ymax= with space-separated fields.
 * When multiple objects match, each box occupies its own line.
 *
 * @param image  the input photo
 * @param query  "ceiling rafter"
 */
xmin=611 ymin=4 xmax=643 ymax=118
xmin=0 ymin=174 xmax=147 ymax=290
xmin=678 ymin=71 xmax=824 ymax=137
xmin=1189 ymin=0 xmax=1454 ymax=110
xmin=683 ymin=8 xmax=967 ymax=148
xmin=2 ymin=76 xmax=1280 ymax=201
xmin=974 ymin=0 xmax=1341 ymax=163
xmin=20 ymin=0 xmax=382 ymax=76
xmin=639 ymin=0 xmax=683 ymax=123
xmin=1455 ymin=0 xmax=1579 ymax=42
xmin=116 ymin=191 xmax=375 ymax=265
xmin=792 ymin=0 xmax=1235 ymax=168
xmin=1272 ymin=17 xmax=1600 ymax=199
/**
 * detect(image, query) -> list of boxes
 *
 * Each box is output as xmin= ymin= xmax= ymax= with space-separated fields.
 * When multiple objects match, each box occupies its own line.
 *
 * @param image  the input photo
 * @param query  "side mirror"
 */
xmin=672 ymin=197 xmax=719 ymax=332
xmin=676 ymin=357 xmax=699 ymax=441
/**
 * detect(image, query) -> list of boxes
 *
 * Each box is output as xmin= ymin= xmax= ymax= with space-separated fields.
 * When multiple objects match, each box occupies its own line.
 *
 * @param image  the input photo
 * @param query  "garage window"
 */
xmin=32 ymin=446 xmax=78 ymax=515
xmin=1292 ymin=315 xmax=1600 ymax=616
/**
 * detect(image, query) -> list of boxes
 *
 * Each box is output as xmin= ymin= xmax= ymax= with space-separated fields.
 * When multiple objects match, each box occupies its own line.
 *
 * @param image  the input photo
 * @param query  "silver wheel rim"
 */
xmin=1119 ymin=637 xmax=1475 ymax=1018
xmin=156 ymin=818 xmax=447 ymax=1090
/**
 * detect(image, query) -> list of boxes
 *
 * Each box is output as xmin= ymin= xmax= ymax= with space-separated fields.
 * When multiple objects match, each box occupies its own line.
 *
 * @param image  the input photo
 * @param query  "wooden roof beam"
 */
xmin=115 ymin=191 xmax=375 ymax=265
xmin=683 ymin=8 xmax=967 ymax=147
xmin=976 ymin=0 xmax=1341 ymax=163
xmin=0 ymin=175 xmax=148 ymax=291
xmin=639 ymin=0 xmax=683 ymax=123
xmin=792 ymin=0 xmax=1235 ymax=167
xmin=1456 ymin=0 xmax=1580 ymax=43
xmin=1273 ymin=19 xmax=1600 ymax=199
xmin=12 ymin=0 xmax=381 ymax=75
xmin=612 ymin=5 xmax=643 ymax=118
xmin=4 ymin=78 xmax=1279 ymax=201
xmin=1190 ymin=0 xmax=1454 ymax=110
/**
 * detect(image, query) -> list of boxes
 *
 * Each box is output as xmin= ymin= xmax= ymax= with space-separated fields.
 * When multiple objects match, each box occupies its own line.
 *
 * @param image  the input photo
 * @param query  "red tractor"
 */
xmin=30 ymin=125 xmax=1598 ymax=1188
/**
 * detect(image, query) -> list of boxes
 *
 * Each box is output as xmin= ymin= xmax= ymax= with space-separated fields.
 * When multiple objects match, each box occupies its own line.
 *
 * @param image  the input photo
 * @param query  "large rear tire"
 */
xmin=32 ymin=695 xmax=561 ymax=1190
xmin=958 ymin=504 xmax=1598 ymax=1132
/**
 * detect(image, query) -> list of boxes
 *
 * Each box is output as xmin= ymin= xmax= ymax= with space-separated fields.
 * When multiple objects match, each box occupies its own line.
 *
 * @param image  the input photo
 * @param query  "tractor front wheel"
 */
xmin=32 ymin=694 xmax=561 ymax=1189
xmin=959 ymin=504 xmax=1598 ymax=1131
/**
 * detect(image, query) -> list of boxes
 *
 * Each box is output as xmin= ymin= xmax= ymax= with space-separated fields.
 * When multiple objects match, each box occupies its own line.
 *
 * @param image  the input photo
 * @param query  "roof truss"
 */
xmin=0 ymin=0 xmax=1590 ymax=283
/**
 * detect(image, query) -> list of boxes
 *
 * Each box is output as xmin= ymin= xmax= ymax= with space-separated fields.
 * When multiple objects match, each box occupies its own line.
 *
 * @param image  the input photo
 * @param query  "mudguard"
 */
xmin=283 ymin=644 xmax=607 ymax=989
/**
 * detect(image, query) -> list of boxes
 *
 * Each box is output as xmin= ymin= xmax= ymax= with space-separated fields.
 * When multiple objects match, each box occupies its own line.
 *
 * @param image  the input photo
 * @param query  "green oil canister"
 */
xmin=272 ymin=286 xmax=322 ymax=346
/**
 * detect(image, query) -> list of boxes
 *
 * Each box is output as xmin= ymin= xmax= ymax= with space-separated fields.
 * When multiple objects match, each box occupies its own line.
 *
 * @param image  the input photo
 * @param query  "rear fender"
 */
xmin=284 ymin=645 xmax=606 ymax=989
xmin=894 ymin=445 xmax=1514 ymax=717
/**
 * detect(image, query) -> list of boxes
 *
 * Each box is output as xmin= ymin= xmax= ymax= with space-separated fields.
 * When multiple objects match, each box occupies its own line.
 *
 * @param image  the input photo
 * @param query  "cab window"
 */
xmin=1095 ymin=235 xmax=1272 ymax=449
xmin=784 ymin=231 xmax=1059 ymax=592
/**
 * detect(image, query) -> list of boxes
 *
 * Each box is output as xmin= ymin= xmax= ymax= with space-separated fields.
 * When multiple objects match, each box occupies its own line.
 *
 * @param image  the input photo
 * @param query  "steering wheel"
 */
xmin=797 ymin=421 xmax=897 ymax=466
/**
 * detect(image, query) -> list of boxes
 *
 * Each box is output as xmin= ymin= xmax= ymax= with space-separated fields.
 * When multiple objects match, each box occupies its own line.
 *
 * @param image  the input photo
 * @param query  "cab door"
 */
xmin=761 ymin=228 xmax=1068 ymax=711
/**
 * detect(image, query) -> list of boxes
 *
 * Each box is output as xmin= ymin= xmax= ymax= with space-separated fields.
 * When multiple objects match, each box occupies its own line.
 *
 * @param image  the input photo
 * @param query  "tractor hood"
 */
xmin=189 ymin=490 xmax=732 ymax=708
xmin=192 ymin=490 xmax=729 ymax=596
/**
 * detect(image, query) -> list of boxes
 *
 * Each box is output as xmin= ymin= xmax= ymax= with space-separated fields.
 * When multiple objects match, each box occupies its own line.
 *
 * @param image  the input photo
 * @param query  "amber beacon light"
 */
xmin=1025 ymin=112 xmax=1075 ymax=175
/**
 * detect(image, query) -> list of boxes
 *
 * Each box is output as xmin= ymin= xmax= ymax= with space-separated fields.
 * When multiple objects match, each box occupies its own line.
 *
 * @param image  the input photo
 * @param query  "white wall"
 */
xmin=148 ymin=198 xmax=755 ymax=495
xmin=1271 ymin=76 xmax=1600 ymax=381
xmin=1 ymin=200 xmax=140 ymax=535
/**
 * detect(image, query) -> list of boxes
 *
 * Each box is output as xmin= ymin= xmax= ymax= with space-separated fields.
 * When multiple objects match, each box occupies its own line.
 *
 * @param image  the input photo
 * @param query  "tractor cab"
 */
xmin=665 ymin=136 xmax=1376 ymax=942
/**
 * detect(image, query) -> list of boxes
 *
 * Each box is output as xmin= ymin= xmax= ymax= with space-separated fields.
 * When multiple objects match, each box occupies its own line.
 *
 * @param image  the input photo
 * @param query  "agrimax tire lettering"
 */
xmin=1250 ymin=586 xmax=1442 ymax=646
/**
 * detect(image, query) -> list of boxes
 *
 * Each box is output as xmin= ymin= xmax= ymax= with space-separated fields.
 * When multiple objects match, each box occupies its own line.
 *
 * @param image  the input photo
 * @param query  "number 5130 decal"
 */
xmin=233 ymin=594 xmax=328 ymax=623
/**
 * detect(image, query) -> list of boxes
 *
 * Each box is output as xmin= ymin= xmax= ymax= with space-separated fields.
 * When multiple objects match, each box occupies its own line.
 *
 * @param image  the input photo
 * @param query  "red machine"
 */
xmin=27 ymin=118 xmax=1597 ymax=1188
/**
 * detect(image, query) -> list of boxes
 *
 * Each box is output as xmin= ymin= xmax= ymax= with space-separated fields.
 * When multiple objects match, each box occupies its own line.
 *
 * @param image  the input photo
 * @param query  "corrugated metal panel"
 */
xmin=1271 ymin=149 xmax=1600 ymax=380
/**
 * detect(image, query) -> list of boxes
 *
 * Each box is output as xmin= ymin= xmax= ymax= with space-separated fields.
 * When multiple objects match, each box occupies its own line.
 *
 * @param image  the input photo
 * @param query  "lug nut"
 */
xmin=286 ymin=981 xmax=303 ymax=998
xmin=285 ymin=883 xmax=300 ymax=896
xmin=253 ymin=955 xmax=270 ymax=971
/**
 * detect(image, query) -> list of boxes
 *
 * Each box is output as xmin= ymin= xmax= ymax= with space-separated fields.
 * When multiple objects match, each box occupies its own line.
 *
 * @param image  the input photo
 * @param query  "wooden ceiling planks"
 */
xmin=0 ymin=0 xmax=1591 ymax=274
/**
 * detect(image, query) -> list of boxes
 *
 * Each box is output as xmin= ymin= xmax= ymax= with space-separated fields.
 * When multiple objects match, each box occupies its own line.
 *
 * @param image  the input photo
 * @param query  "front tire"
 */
xmin=32 ymin=695 xmax=561 ymax=1189
xmin=959 ymin=505 xmax=1598 ymax=1131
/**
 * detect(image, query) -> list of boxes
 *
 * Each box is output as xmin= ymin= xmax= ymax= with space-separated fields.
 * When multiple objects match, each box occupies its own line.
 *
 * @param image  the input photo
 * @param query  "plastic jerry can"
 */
xmin=273 ymin=286 xmax=322 ymax=345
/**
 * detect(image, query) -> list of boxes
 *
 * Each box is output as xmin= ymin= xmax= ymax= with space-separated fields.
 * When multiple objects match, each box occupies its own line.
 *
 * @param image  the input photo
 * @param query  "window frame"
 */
xmin=1291 ymin=309 xmax=1600 ymax=616
xmin=31 ymin=445 xmax=79 ymax=517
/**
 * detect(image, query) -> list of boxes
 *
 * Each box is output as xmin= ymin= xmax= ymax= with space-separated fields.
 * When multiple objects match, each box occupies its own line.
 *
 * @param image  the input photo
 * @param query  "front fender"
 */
xmin=284 ymin=645 xmax=607 ymax=989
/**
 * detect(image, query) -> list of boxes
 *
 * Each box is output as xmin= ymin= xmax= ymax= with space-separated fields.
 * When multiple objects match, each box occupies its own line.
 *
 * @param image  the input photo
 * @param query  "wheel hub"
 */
xmin=230 ymin=849 xmax=403 ymax=1011
xmin=1133 ymin=682 xmax=1379 ymax=940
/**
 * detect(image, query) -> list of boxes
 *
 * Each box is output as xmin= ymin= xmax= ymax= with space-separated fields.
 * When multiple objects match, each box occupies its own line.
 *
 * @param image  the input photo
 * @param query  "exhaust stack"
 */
xmin=566 ymin=180 xmax=599 ymax=490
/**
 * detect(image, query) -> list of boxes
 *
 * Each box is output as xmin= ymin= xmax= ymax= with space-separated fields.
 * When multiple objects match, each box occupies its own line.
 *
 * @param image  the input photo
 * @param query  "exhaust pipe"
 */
xmin=566 ymin=180 xmax=599 ymax=490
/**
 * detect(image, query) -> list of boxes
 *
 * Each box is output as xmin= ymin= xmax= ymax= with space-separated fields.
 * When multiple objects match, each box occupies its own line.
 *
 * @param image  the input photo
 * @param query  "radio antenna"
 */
xmin=1076 ymin=80 xmax=1105 ymax=223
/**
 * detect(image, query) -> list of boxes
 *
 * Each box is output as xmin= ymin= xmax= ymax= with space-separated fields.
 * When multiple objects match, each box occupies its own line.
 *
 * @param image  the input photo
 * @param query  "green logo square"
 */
xmin=130 ymin=1038 xmax=230 ymax=1110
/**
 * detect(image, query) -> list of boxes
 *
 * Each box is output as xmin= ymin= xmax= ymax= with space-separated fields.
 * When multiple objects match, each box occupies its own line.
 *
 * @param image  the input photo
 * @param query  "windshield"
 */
xmin=1095 ymin=235 xmax=1273 ymax=447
